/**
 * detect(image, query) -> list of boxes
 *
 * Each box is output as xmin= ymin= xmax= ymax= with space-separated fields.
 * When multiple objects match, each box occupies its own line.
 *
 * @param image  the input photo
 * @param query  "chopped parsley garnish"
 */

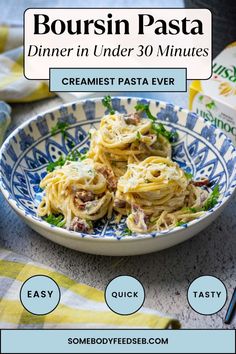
xmin=175 ymin=186 xmax=219 ymax=228
xmin=51 ymin=121 xmax=70 ymax=138
xmin=181 ymin=207 xmax=197 ymax=213
xmin=43 ymin=214 xmax=65 ymax=227
xmin=67 ymin=149 xmax=88 ymax=162
xmin=203 ymin=185 xmax=220 ymax=211
xmin=176 ymin=221 xmax=186 ymax=227
xmin=48 ymin=118 xmax=89 ymax=172
xmin=46 ymin=149 xmax=88 ymax=172
xmin=181 ymin=185 xmax=220 ymax=214
xmin=123 ymin=227 xmax=132 ymax=236
xmin=46 ymin=156 xmax=66 ymax=172
xmin=136 ymin=131 xmax=141 ymax=141
xmin=184 ymin=171 xmax=193 ymax=180
xmin=189 ymin=207 xmax=197 ymax=213
xmin=102 ymin=95 xmax=115 ymax=115
xmin=151 ymin=122 xmax=178 ymax=142
xmin=135 ymin=103 xmax=156 ymax=122
xmin=134 ymin=103 xmax=178 ymax=143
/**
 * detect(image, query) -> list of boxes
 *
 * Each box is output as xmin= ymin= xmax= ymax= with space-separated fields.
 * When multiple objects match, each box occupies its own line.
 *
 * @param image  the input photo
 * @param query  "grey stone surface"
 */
xmin=0 ymin=95 xmax=235 ymax=329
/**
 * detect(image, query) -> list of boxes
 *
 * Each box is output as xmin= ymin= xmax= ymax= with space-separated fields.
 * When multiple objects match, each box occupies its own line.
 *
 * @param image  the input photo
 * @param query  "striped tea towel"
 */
xmin=0 ymin=101 xmax=11 ymax=145
xmin=0 ymin=25 xmax=54 ymax=102
xmin=0 ymin=248 xmax=181 ymax=329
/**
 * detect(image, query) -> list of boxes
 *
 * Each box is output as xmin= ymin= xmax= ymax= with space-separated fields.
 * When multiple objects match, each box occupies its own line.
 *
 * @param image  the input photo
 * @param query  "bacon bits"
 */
xmin=70 ymin=217 xmax=92 ymax=233
xmin=192 ymin=177 xmax=210 ymax=187
xmin=123 ymin=113 xmax=141 ymax=125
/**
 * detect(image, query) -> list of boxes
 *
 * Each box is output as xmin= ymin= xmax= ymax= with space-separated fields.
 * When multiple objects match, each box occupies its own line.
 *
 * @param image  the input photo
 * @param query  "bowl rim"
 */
xmin=1 ymin=96 xmax=236 ymax=242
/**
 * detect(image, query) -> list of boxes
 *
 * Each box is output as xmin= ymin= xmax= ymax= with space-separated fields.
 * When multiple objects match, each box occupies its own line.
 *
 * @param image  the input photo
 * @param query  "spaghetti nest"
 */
xmin=88 ymin=113 xmax=171 ymax=177
xmin=38 ymin=159 xmax=116 ymax=232
xmin=114 ymin=156 xmax=209 ymax=233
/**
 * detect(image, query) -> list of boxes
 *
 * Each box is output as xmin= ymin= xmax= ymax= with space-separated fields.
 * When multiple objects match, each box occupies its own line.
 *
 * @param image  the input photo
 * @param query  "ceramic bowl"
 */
xmin=1 ymin=97 xmax=236 ymax=256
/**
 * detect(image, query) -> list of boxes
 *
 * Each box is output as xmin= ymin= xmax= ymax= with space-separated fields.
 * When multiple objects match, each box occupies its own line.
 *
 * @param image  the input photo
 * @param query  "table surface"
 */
xmin=1 ymin=0 xmax=235 ymax=330
xmin=0 ymin=92 xmax=235 ymax=329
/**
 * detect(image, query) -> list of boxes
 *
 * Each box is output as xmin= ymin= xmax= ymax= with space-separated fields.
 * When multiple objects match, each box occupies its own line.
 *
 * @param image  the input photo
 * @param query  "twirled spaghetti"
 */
xmin=88 ymin=112 xmax=171 ymax=177
xmin=114 ymin=156 xmax=209 ymax=233
xmin=38 ymin=159 xmax=116 ymax=232
xmin=38 ymin=98 xmax=219 ymax=235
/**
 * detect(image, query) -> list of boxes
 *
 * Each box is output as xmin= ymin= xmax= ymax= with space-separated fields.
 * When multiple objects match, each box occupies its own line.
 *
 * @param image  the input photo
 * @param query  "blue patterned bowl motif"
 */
xmin=0 ymin=97 xmax=236 ymax=256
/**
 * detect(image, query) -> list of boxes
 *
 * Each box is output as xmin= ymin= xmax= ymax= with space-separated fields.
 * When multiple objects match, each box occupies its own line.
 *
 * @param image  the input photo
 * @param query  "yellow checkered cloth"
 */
xmin=0 ymin=25 xmax=54 ymax=102
xmin=0 ymin=248 xmax=180 ymax=329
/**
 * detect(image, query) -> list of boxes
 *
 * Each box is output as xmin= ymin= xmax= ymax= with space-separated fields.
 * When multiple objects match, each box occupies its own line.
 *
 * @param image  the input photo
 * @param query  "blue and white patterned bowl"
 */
xmin=1 ymin=97 xmax=236 ymax=256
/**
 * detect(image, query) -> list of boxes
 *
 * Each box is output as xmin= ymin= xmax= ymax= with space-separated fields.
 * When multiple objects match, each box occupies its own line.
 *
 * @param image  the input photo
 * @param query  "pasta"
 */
xmin=88 ymin=112 xmax=171 ymax=177
xmin=38 ymin=99 xmax=218 ymax=235
xmin=38 ymin=159 xmax=116 ymax=233
xmin=114 ymin=156 xmax=209 ymax=233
